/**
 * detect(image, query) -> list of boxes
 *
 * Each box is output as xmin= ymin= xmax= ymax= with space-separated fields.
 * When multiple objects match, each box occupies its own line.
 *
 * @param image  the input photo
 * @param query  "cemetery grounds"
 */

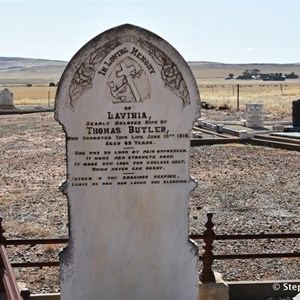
xmin=4 ymin=81 xmax=300 ymax=115
xmin=0 ymin=81 xmax=299 ymax=294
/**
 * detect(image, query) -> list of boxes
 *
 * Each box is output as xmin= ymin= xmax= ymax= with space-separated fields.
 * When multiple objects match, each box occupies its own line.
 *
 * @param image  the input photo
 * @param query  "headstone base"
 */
xmin=239 ymin=130 xmax=248 ymax=139
xmin=0 ymin=105 xmax=16 ymax=110
xmin=284 ymin=126 xmax=300 ymax=133
xmin=199 ymin=272 xmax=229 ymax=300
xmin=272 ymin=124 xmax=284 ymax=132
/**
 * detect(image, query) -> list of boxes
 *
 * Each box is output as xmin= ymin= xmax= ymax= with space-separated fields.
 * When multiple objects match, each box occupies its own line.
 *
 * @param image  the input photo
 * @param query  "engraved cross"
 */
xmin=117 ymin=62 xmax=141 ymax=102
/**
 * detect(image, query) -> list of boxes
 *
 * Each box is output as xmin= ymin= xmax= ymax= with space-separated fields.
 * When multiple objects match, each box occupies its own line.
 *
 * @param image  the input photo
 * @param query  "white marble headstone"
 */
xmin=55 ymin=24 xmax=200 ymax=300
xmin=0 ymin=88 xmax=14 ymax=107
xmin=246 ymin=103 xmax=264 ymax=128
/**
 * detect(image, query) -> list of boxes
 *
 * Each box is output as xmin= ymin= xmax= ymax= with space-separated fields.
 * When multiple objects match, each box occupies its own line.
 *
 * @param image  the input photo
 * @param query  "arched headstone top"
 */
xmin=55 ymin=24 xmax=199 ymax=122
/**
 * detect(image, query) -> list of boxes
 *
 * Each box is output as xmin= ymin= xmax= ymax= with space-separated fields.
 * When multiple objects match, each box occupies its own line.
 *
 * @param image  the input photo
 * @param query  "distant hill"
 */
xmin=1 ymin=57 xmax=300 ymax=85
xmin=189 ymin=61 xmax=300 ymax=82
xmin=0 ymin=57 xmax=68 ymax=84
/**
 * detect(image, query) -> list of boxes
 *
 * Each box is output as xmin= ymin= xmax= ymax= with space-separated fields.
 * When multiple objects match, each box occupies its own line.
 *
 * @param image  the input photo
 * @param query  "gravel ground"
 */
xmin=0 ymin=108 xmax=299 ymax=295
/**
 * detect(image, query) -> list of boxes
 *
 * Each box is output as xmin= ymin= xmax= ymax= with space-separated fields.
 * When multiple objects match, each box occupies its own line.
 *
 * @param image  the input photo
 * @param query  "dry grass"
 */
xmin=7 ymin=86 xmax=57 ymax=106
xmin=2 ymin=80 xmax=300 ymax=115
xmin=5 ymin=220 xmax=52 ymax=238
xmin=198 ymin=81 xmax=300 ymax=114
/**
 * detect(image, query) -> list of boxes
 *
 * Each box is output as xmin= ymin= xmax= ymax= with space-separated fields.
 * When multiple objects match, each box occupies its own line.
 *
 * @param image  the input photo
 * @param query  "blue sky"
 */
xmin=0 ymin=0 xmax=300 ymax=63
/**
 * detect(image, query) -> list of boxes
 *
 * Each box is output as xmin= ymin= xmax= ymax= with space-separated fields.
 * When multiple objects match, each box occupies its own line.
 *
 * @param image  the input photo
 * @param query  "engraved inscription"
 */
xmin=68 ymin=40 xmax=121 ymax=109
xmin=69 ymin=107 xmax=190 ymax=188
xmin=68 ymin=36 xmax=190 ymax=109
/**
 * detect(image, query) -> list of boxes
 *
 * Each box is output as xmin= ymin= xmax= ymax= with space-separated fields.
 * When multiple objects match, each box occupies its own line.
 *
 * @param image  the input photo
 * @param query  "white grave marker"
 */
xmin=55 ymin=24 xmax=200 ymax=300
xmin=0 ymin=88 xmax=14 ymax=108
xmin=246 ymin=103 xmax=264 ymax=128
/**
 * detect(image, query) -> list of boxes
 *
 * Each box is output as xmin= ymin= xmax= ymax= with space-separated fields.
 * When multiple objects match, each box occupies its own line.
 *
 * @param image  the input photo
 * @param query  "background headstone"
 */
xmin=0 ymin=88 xmax=14 ymax=109
xmin=292 ymin=99 xmax=300 ymax=127
xmin=55 ymin=24 xmax=200 ymax=300
xmin=246 ymin=103 xmax=264 ymax=128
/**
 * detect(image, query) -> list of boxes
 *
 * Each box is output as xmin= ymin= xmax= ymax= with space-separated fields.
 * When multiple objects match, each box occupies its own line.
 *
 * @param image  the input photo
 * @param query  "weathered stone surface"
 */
xmin=0 ymin=88 xmax=14 ymax=109
xmin=246 ymin=104 xmax=264 ymax=128
xmin=55 ymin=24 xmax=200 ymax=300
xmin=292 ymin=99 xmax=300 ymax=127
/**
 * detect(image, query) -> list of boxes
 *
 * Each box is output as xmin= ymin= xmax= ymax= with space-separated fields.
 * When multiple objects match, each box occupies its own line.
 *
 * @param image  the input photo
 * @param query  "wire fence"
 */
xmin=2 ymin=86 xmax=57 ymax=107
xmin=199 ymin=82 xmax=300 ymax=113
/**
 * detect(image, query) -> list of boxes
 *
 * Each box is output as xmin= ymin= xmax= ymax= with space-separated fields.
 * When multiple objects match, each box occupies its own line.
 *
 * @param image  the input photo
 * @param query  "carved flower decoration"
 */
xmin=78 ymin=63 xmax=95 ymax=83
xmin=178 ymin=80 xmax=189 ymax=101
xmin=161 ymin=64 xmax=180 ymax=89
xmin=69 ymin=63 xmax=95 ymax=108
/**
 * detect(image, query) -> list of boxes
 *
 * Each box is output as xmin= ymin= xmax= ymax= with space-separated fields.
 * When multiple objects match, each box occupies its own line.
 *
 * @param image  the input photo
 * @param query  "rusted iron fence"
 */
xmin=190 ymin=213 xmax=300 ymax=283
xmin=0 ymin=217 xmax=31 ymax=300
xmin=1 ymin=214 xmax=300 ymax=296
xmin=4 ymin=238 xmax=68 ymax=268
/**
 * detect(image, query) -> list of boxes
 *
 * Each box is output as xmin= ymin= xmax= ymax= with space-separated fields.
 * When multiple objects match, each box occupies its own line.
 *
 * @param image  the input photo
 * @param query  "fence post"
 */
xmin=0 ymin=217 xmax=6 ymax=245
xmin=200 ymin=213 xmax=216 ymax=283
xmin=237 ymin=84 xmax=240 ymax=110
xmin=20 ymin=289 xmax=31 ymax=300
xmin=0 ymin=218 xmax=32 ymax=299
xmin=280 ymin=84 xmax=284 ymax=96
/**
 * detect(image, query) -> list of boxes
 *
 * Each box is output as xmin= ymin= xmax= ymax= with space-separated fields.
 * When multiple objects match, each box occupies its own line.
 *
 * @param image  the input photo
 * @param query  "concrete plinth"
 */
xmin=199 ymin=272 xmax=229 ymax=300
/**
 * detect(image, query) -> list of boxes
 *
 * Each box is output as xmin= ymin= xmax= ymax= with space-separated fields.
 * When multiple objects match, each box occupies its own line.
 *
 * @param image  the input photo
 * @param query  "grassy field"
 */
xmin=4 ymin=81 xmax=300 ymax=115
xmin=1 ymin=58 xmax=300 ymax=114
xmin=6 ymin=86 xmax=57 ymax=106
xmin=198 ymin=81 xmax=300 ymax=114
xmin=190 ymin=61 xmax=300 ymax=114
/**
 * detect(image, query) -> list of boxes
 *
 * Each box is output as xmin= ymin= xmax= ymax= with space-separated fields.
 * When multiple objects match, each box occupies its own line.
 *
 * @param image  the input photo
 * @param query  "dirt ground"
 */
xmin=0 ymin=108 xmax=299 ymax=294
